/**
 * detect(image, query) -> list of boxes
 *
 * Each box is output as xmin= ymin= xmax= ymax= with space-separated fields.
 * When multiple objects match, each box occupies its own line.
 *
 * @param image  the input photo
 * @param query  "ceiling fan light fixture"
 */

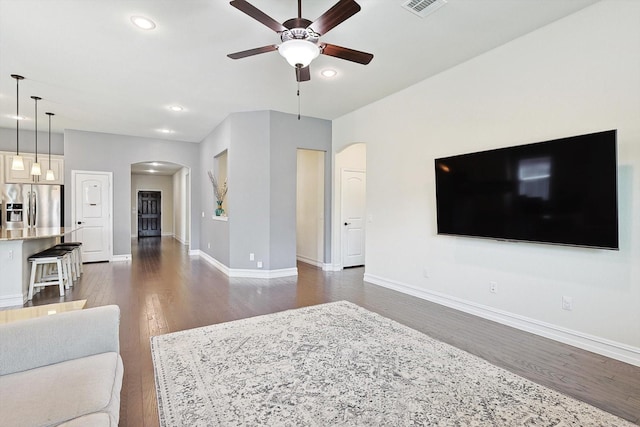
xmin=278 ymin=39 xmax=319 ymax=68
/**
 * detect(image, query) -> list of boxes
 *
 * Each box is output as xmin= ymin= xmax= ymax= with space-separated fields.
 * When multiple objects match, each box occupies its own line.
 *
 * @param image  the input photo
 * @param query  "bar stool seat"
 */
xmin=27 ymin=248 xmax=73 ymax=300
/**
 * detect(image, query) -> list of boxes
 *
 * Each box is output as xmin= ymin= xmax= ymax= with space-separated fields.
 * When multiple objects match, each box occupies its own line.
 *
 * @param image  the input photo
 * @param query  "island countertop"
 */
xmin=0 ymin=227 xmax=73 ymax=241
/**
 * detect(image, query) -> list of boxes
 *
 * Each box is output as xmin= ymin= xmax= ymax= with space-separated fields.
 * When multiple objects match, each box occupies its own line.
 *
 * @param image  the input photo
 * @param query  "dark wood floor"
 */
xmin=25 ymin=237 xmax=640 ymax=426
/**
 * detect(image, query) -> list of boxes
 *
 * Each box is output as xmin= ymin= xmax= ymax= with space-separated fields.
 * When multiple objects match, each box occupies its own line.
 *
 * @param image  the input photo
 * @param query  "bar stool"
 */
xmin=56 ymin=242 xmax=83 ymax=277
xmin=27 ymin=248 xmax=73 ymax=300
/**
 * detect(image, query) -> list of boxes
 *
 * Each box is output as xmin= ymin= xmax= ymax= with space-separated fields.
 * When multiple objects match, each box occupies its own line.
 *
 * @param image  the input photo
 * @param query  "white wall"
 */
xmin=333 ymin=0 xmax=640 ymax=365
xmin=296 ymin=149 xmax=325 ymax=267
xmin=173 ymin=167 xmax=189 ymax=245
xmin=131 ymin=173 xmax=174 ymax=237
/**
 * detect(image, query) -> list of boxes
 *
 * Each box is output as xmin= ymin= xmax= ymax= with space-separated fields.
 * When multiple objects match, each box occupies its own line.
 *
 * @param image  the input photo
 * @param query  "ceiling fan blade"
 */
xmin=296 ymin=65 xmax=311 ymax=82
xmin=227 ymin=45 xmax=278 ymax=59
xmin=230 ymin=0 xmax=287 ymax=33
xmin=309 ymin=0 xmax=361 ymax=36
xmin=321 ymin=43 xmax=373 ymax=65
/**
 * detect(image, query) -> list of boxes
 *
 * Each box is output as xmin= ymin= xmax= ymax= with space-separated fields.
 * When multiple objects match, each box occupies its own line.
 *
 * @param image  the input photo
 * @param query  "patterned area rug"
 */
xmin=151 ymin=301 xmax=632 ymax=426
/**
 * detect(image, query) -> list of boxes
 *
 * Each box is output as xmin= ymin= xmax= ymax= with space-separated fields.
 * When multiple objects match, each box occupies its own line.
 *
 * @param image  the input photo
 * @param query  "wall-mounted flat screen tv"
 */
xmin=434 ymin=130 xmax=618 ymax=249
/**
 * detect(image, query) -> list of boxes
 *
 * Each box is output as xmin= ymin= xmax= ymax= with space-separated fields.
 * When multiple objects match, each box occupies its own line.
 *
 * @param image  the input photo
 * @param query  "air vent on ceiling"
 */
xmin=402 ymin=0 xmax=447 ymax=18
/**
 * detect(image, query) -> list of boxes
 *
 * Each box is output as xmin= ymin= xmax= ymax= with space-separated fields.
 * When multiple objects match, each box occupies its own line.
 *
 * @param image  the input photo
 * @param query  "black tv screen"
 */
xmin=434 ymin=130 xmax=618 ymax=249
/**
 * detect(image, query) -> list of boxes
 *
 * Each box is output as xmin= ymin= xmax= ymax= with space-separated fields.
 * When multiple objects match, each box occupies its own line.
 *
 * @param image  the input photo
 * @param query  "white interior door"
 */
xmin=72 ymin=171 xmax=112 ymax=262
xmin=341 ymin=169 xmax=366 ymax=267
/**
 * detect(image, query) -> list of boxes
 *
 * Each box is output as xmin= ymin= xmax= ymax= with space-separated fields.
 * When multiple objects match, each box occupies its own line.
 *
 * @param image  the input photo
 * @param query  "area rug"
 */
xmin=151 ymin=301 xmax=632 ymax=426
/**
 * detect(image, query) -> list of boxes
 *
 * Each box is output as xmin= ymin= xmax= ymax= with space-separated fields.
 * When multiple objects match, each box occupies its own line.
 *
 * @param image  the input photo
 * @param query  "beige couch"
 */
xmin=0 ymin=305 xmax=123 ymax=426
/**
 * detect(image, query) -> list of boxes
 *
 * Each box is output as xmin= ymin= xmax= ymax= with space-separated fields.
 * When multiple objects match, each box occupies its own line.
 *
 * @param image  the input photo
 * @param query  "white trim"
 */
xmin=199 ymin=251 xmax=230 ymax=275
xmin=112 ymin=254 xmax=132 ymax=262
xmin=364 ymin=273 xmax=640 ymax=367
xmin=199 ymin=251 xmax=297 ymax=278
xmin=229 ymin=267 xmax=298 ymax=278
xmin=211 ymin=215 xmax=228 ymax=221
xmin=161 ymin=232 xmax=173 ymax=237
xmin=296 ymin=255 xmax=323 ymax=268
xmin=324 ymin=263 xmax=343 ymax=271
xmin=188 ymin=249 xmax=200 ymax=256
xmin=0 ymin=293 xmax=25 ymax=308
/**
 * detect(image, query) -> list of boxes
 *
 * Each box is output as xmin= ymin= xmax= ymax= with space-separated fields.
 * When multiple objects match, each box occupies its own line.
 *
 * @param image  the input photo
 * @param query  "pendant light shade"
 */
xmin=10 ymin=74 xmax=25 ymax=171
xmin=45 ymin=112 xmax=55 ymax=181
xmin=30 ymin=96 xmax=42 ymax=176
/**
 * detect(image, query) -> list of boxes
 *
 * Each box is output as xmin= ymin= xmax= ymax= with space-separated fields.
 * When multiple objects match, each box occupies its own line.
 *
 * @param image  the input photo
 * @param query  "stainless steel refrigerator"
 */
xmin=1 ymin=184 xmax=64 ymax=229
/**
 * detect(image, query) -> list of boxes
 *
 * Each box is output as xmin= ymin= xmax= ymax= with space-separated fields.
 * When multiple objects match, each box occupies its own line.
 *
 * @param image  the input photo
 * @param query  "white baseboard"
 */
xmin=111 ymin=254 xmax=132 ymax=262
xmin=188 ymin=249 xmax=200 ymax=257
xmin=324 ymin=264 xmax=343 ymax=272
xmin=199 ymin=251 xmax=297 ymax=278
xmin=175 ymin=235 xmax=189 ymax=245
xmin=363 ymin=273 xmax=640 ymax=367
xmin=0 ymin=293 xmax=25 ymax=308
xmin=297 ymin=256 xmax=323 ymax=268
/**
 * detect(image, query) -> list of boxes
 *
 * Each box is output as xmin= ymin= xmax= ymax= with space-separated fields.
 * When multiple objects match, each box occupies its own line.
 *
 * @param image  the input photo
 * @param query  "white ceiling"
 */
xmin=0 ymin=0 xmax=600 ymax=143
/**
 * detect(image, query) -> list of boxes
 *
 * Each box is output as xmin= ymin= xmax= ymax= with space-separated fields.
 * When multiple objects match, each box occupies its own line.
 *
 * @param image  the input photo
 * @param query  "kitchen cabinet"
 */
xmin=3 ymin=153 xmax=64 ymax=185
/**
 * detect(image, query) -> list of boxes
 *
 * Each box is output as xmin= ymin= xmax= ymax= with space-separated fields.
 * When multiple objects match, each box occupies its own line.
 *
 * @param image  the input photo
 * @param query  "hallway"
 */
xmin=24 ymin=237 xmax=640 ymax=426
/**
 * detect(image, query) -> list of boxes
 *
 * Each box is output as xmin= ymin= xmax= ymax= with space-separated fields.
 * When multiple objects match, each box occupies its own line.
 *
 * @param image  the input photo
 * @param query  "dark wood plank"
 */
xmin=24 ymin=237 xmax=640 ymax=426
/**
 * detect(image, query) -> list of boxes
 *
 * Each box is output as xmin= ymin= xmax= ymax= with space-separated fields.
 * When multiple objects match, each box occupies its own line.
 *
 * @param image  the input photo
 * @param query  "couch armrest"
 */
xmin=0 ymin=305 xmax=120 ymax=376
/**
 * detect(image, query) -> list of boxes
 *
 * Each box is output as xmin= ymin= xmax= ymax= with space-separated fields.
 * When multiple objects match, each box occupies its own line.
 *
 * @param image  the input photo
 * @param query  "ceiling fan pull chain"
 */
xmin=297 ymin=81 xmax=301 ymax=120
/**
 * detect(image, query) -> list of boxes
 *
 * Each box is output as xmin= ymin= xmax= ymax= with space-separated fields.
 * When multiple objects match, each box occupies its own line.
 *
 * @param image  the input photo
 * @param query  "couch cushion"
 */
xmin=0 ymin=352 xmax=121 ymax=427
xmin=57 ymin=412 xmax=112 ymax=427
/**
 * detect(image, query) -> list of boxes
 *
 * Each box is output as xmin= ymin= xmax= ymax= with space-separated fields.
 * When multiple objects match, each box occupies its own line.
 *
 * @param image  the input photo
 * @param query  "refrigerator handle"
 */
xmin=26 ymin=191 xmax=31 ymax=227
xmin=32 ymin=191 xmax=37 ymax=227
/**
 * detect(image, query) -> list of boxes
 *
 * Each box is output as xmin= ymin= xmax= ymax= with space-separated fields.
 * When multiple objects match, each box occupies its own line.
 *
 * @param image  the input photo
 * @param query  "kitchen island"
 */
xmin=0 ymin=227 xmax=73 ymax=307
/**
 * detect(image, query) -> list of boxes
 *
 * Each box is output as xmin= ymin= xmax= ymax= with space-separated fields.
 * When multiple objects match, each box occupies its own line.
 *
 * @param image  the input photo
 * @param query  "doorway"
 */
xmin=138 ymin=191 xmax=161 ymax=238
xmin=341 ymin=169 xmax=366 ymax=267
xmin=296 ymin=149 xmax=325 ymax=267
xmin=71 ymin=170 xmax=113 ymax=262
xmin=334 ymin=143 xmax=366 ymax=269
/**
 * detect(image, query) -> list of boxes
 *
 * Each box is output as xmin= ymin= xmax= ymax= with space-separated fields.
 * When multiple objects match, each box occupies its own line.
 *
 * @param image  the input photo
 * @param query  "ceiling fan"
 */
xmin=227 ymin=0 xmax=374 ymax=82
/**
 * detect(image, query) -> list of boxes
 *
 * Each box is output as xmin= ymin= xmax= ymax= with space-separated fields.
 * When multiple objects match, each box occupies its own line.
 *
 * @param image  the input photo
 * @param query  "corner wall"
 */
xmin=333 ymin=0 xmax=640 ymax=364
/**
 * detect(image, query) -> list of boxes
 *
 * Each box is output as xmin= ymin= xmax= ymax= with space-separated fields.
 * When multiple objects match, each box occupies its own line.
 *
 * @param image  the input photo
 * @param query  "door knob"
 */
xmin=77 ymin=221 xmax=84 ymax=225
xmin=344 ymin=222 xmax=351 ymax=226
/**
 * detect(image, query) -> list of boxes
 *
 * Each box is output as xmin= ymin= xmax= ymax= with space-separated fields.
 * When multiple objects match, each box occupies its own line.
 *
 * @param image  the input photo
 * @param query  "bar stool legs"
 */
xmin=27 ymin=254 xmax=69 ymax=300
xmin=27 ymin=243 xmax=83 ymax=301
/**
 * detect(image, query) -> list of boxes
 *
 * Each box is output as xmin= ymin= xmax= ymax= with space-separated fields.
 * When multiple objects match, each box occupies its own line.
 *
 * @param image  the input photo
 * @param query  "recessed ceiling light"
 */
xmin=131 ymin=15 xmax=156 ymax=30
xmin=168 ymin=105 xmax=183 ymax=112
xmin=147 ymin=169 xmax=157 ymax=173
xmin=158 ymin=128 xmax=174 ymax=134
xmin=321 ymin=69 xmax=337 ymax=78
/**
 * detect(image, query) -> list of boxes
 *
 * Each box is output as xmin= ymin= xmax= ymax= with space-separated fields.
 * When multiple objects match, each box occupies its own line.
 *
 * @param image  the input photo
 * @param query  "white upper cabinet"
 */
xmin=2 ymin=152 xmax=64 ymax=185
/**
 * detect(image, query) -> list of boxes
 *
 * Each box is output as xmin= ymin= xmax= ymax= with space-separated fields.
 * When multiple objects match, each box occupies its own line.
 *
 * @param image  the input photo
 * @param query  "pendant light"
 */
xmin=30 ymin=96 xmax=42 ymax=176
xmin=45 ymin=112 xmax=55 ymax=181
xmin=10 ymin=74 xmax=25 ymax=171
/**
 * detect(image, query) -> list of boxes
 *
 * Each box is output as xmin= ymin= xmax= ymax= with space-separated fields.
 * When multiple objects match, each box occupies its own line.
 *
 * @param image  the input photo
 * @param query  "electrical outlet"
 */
xmin=207 ymin=242 xmax=211 ymax=249
xmin=257 ymin=261 xmax=263 ymax=268
xmin=489 ymin=281 xmax=498 ymax=293
xmin=562 ymin=296 xmax=573 ymax=311
xmin=422 ymin=267 xmax=429 ymax=278
xmin=201 ymin=211 xmax=205 ymax=218
xmin=250 ymin=253 xmax=255 ymax=261
xmin=8 ymin=250 xmax=13 ymax=260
